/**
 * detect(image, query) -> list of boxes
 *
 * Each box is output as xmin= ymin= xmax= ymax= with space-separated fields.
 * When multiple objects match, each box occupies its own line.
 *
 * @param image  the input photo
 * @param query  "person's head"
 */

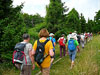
xmin=74 ymin=31 xmax=77 ymax=33
xmin=39 ymin=28 xmax=49 ymax=38
xmin=22 ymin=34 xmax=30 ymax=41
xmin=49 ymin=33 xmax=54 ymax=37
xmin=69 ymin=32 xmax=72 ymax=34
xmin=70 ymin=34 xmax=75 ymax=39
xmin=62 ymin=34 xmax=64 ymax=37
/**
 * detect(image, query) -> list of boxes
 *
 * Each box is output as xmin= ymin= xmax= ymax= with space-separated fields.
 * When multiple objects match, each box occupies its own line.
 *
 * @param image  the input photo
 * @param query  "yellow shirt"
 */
xmin=33 ymin=40 xmax=53 ymax=68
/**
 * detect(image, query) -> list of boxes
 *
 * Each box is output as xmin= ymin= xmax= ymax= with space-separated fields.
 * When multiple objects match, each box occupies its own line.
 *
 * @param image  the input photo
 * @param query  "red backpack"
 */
xmin=85 ymin=33 xmax=88 ymax=39
xmin=59 ymin=38 xmax=65 ymax=46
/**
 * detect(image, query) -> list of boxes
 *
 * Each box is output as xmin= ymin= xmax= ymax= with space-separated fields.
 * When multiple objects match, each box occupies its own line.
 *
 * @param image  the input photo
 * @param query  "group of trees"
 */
xmin=0 ymin=0 xmax=44 ymax=61
xmin=45 ymin=0 xmax=100 ymax=35
xmin=0 ymin=0 xmax=26 ymax=61
xmin=0 ymin=0 xmax=100 ymax=61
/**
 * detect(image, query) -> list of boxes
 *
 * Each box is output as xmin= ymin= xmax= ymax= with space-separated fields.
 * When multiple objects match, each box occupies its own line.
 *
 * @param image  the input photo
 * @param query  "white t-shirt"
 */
xmin=67 ymin=34 xmax=71 ymax=41
xmin=81 ymin=35 xmax=85 ymax=41
xmin=21 ymin=42 xmax=33 ymax=65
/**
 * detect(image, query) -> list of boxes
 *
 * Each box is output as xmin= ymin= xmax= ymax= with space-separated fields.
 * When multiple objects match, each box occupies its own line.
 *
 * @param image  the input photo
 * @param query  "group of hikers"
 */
xmin=12 ymin=28 xmax=93 ymax=75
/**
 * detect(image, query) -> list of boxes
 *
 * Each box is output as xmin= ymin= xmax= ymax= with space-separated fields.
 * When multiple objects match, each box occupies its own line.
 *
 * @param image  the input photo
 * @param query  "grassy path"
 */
xmin=2 ymin=36 xmax=100 ymax=75
xmin=50 ymin=36 xmax=100 ymax=75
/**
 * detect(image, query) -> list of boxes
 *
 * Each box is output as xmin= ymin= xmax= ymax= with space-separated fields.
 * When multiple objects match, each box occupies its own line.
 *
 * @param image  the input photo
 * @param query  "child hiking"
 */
xmin=32 ymin=28 xmax=54 ymax=75
xmin=66 ymin=35 xmax=80 ymax=69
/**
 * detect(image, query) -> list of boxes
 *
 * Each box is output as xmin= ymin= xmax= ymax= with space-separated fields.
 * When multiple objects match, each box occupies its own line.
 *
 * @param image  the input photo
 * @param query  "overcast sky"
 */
xmin=13 ymin=0 xmax=100 ymax=21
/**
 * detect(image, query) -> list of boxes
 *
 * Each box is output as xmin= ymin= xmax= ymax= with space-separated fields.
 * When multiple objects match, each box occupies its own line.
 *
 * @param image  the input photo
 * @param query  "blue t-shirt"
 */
xmin=48 ymin=37 xmax=56 ymax=51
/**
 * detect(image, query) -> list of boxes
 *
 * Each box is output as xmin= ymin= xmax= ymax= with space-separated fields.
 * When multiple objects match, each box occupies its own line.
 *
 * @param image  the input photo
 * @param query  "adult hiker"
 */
xmin=32 ymin=28 xmax=54 ymax=75
xmin=48 ymin=33 xmax=56 ymax=67
xmin=67 ymin=32 xmax=72 ymax=42
xmin=80 ymin=33 xmax=85 ymax=49
xmin=84 ymin=32 xmax=88 ymax=44
xmin=90 ymin=32 xmax=93 ymax=40
xmin=13 ymin=34 xmax=35 ymax=75
xmin=58 ymin=34 xmax=66 ymax=58
xmin=77 ymin=33 xmax=81 ymax=45
xmin=72 ymin=31 xmax=78 ymax=40
xmin=88 ymin=32 xmax=91 ymax=42
xmin=66 ymin=34 xmax=80 ymax=69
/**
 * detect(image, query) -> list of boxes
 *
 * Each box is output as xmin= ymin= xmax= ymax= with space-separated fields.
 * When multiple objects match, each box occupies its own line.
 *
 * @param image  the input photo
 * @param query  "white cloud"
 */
xmin=13 ymin=0 xmax=49 ymax=16
xmin=13 ymin=0 xmax=100 ymax=20
xmin=62 ymin=0 xmax=100 ymax=20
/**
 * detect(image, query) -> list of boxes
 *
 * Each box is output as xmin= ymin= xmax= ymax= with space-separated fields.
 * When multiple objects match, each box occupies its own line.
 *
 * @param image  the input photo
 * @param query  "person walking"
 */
xmin=14 ymin=34 xmax=35 ymax=75
xmin=90 ymin=32 xmax=93 ymax=40
xmin=80 ymin=33 xmax=85 ymax=49
xmin=58 ymin=34 xmax=66 ymax=58
xmin=72 ymin=31 xmax=78 ymax=40
xmin=85 ymin=32 xmax=88 ymax=44
xmin=48 ymin=33 xmax=56 ymax=67
xmin=77 ymin=33 xmax=81 ymax=45
xmin=32 ymin=28 xmax=54 ymax=75
xmin=67 ymin=32 xmax=72 ymax=41
xmin=66 ymin=35 xmax=80 ymax=69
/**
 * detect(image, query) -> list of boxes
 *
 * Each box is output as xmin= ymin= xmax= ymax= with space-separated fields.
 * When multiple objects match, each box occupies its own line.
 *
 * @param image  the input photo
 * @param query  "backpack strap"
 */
xmin=37 ymin=39 xmax=49 ymax=47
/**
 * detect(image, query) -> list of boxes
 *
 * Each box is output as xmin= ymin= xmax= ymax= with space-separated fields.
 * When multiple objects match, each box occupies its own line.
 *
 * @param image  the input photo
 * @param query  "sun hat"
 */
xmin=49 ymin=33 xmax=54 ymax=36
xmin=70 ymin=34 xmax=75 ymax=39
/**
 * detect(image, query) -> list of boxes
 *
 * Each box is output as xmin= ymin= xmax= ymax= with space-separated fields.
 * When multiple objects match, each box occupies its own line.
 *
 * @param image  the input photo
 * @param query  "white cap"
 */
xmin=74 ymin=31 xmax=77 ymax=33
xmin=49 ymin=33 xmax=54 ymax=36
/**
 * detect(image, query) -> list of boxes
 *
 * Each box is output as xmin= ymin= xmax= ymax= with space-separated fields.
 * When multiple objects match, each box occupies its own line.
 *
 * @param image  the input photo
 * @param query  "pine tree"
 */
xmin=80 ymin=13 xmax=86 ymax=33
xmin=45 ymin=0 xmax=68 ymax=32
xmin=66 ymin=8 xmax=80 ymax=33
xmin=93 ymin=10 xmax=100 ymax=33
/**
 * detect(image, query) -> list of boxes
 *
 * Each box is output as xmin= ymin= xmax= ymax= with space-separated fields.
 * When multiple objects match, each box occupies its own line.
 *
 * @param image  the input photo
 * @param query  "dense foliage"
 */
xmin=93 ymin=10 xmax=100 ymax=33
xmin=0 ymin=0 xmax=27 ymax=61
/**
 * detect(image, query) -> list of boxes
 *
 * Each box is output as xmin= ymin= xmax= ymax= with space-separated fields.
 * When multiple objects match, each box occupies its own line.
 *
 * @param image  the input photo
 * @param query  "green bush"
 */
xmin=28 ymin=22 xmax=46 ymax=40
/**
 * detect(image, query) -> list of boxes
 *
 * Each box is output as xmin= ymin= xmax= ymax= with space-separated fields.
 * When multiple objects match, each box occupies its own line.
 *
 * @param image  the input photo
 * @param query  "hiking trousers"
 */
xmin=41 ymin=67 xmax=50 ymax=75
xmin=15 ymin=64 xmax=31 ymax=75
xmin=60 ymin=45 xmax=66 ymax=57
xmin=68 ymin=50 xmax=76 ymax=61
xmin=81 ymin=40 xmax=84 ymax=48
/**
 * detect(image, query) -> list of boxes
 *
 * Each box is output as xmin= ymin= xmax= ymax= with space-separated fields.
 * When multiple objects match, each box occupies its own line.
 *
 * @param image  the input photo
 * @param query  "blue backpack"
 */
xmin=68 ymin=40 xmax=76 ymax=51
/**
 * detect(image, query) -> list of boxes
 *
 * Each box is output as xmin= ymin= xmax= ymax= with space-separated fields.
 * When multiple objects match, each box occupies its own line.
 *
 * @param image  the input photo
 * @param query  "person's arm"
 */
xmin=66 ymin=45 xmax=69 ymax=54
xmin=75 ymin=40 xmax=80 ymax=52
xmin=66 ymin=41 xmax=69 ymax=54
xmin=77 ymin=46 xmax=80 ymax=52
xmin=54 ymin=42 xmax=56 ymax=46
xmin=64 ymin=38 xmax=67 ymax=43
xmin=57 ymin=38 xmax=60 ymax=43
xmin=53 ymin=38 xmax=56 ymax=46
xmin=29 ymin=50 xmax=35 ymax=70
xmin=49 ymin=41 xmax=54 ymax=57
xmin=49 ymin=49 xmax=54 ymax=57
xmin=30 ymin=40 xmax=37 ymax=70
